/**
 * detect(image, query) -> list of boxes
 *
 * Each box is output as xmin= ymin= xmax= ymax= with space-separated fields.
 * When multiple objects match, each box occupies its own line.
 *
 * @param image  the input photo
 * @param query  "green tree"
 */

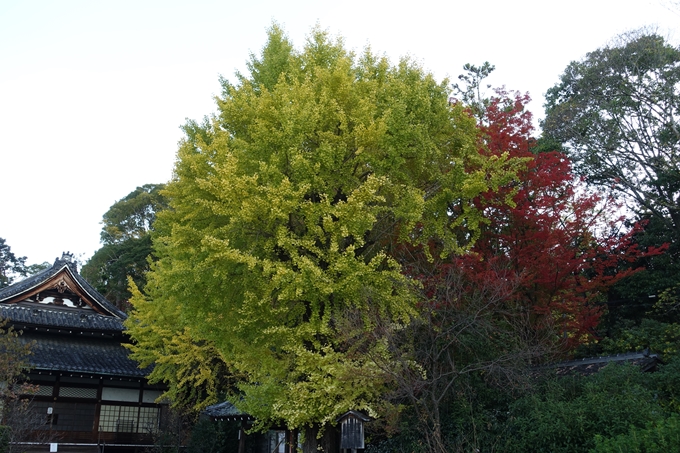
xmin=0 ymin=238 xmax=29 ymax=289
xmin=450 ymin=61 xmax=496 ymax=122
xmin=125 ymin=25 xmax=520 ymax=451
xmin=603 ymin=214 xmax=679 ymax=324
xmin=81 ymin=184 xmax=166 ymax=308
xmin=99 ymin=183 xmax=167 ymax=244
xmin=543 ymin=31 xmax=680 ymax=244
xmin=0 ymin=238 xmax=48 ymax=289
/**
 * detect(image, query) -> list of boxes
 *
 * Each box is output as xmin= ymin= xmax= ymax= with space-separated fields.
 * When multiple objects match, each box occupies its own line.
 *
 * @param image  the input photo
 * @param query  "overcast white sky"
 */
xmin=1 ymin=0 xmax=678 ymax=266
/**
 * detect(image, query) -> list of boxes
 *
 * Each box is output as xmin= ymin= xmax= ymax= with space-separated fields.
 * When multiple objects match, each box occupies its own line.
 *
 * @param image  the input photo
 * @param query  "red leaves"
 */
xmin=468 ymin=90 xmax=666 ymax=349
xmin=409 ymin=90 xmax=663 ymax=351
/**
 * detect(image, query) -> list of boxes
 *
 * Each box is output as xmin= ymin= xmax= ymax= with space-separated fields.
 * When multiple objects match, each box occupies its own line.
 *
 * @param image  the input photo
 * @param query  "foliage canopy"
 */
xmin=0 ymin=238 xmax=28 ymax=289
xmin=0 ymin=239 xmax=47 ymax=289
xmin=543 ymin=31 xmax=680 ymax=242
xmin=82 ymin=184 xmax=167 ymax=308
xmin=125 ymin=25 xmax=521 ymax=435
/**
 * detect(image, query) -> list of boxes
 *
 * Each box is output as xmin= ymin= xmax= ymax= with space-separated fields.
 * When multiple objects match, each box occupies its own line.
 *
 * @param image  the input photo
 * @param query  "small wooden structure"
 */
xmin=203 ymin=403 xmax=372 ymax=452
xmin=203 ymin=401 xmax=295 ymax=453
xmin=337 ymin=410 xmax=371 ymax=452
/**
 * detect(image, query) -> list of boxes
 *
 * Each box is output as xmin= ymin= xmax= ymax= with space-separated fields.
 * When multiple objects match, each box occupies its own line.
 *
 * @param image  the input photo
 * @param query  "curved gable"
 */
xmin=0 ymin=254 xmax=126 ymax=319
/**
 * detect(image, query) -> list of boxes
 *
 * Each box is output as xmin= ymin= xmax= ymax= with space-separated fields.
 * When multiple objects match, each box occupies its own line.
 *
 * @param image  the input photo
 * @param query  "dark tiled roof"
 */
xmin=552 ymin=350 xmax=659 ymax=376
xmin=203 ymin=401 xmax=252 ymax=420
xmin=0 ymin=257 xmax=126 ymax=319
xmin=1 ymin=303 xmax=124 ymax=332
xmin=337 ymin=410 xmax=372 ymax=423
xmin=21 ymin=331 xmax=149 ymax=378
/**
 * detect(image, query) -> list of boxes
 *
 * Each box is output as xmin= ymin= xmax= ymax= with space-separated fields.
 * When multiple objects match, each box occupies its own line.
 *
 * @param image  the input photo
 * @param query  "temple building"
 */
xmin=0 ymin=253 xmax=166 ymax=453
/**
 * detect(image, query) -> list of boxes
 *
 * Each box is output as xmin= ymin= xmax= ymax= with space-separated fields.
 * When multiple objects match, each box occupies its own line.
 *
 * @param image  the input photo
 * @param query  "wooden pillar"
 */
xmin=93 ymin=376 xmax=103 ymax=443
xmin=238 ymin=420 xmax=246 ymax=453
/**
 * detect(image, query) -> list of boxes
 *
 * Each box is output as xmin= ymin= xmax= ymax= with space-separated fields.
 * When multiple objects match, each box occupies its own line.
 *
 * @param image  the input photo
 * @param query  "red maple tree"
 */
xmin=405 ymin=90 xmax=663 ymax=351
xmin=460 ymin=89 xmax=665 ymax=348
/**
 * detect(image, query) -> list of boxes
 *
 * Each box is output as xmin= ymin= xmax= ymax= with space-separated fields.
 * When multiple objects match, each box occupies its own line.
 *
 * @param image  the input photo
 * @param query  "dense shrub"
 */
xmin=592 ymin=414 xmax=680 ymax=453
xmin=503 ymin=363 xmax=666 ymax=453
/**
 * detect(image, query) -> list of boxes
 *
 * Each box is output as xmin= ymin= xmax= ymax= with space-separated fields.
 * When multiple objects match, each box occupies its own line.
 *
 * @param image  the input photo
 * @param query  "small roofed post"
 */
xmin=337 ymin=410 xmax=371 ymax=452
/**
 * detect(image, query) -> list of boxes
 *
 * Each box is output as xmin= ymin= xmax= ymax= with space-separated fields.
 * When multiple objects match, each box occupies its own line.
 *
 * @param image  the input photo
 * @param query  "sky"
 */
xmin=1 ymin=0 xmax=678 ymax=266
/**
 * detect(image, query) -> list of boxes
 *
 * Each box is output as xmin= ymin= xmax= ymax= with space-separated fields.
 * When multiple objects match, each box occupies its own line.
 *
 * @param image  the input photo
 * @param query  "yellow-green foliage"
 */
xmin=124 ymin=281 xmax=231 ymax=413
xmin=125 ymin=25 xmax=522 ymax=429
xmin=600 ymin=318 xmax=680 ymax=358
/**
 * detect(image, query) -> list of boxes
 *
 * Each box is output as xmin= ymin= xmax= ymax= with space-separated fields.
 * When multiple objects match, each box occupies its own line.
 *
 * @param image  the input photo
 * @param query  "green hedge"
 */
xmin=503 ymin=363 xmax=665 ymax=453
xmin=592 ymin=413 xmax=680 ymax=453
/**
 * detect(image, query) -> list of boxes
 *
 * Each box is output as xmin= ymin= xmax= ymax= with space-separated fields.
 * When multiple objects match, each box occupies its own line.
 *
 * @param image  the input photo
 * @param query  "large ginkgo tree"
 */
xmin=125 ymin=25 xmax=520 ymax=451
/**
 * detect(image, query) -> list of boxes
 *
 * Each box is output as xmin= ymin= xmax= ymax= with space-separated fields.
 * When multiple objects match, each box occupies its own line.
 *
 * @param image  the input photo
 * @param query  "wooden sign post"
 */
xmin=337 ymin=410 xmax=371 ymax=453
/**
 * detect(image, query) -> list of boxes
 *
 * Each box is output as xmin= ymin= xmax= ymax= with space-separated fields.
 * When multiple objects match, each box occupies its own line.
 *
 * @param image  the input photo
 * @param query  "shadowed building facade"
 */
xmin=0 ymin=253 xmax=166 ymax=453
